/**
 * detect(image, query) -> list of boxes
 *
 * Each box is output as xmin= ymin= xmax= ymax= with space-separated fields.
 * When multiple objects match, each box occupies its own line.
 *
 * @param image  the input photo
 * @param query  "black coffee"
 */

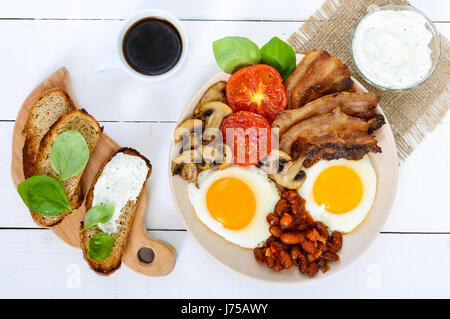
xmin=122 ymin=17 xmax=182 ymax=76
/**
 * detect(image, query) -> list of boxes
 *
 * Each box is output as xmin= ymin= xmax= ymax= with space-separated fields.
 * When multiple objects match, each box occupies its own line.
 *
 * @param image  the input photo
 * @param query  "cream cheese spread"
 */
xmin=93 ymin=152 xmax=149 ymax=235
xmin=352 ymin=9 xmax=433 ymax=89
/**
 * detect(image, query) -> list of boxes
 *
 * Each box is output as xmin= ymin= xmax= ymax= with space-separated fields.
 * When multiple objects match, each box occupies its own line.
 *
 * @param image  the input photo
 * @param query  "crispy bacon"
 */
xmin=295 ymin=141 xmax=382 ymax=167
xmin=367 ymin=114 xmax=386 ymax=134
xmin=284 ymin=50 xmax=353 ymax=109
xmin=279 ymin=108 xmax=383 ymax=166
xmin=272 ymin=91 xmax=381 ymax=135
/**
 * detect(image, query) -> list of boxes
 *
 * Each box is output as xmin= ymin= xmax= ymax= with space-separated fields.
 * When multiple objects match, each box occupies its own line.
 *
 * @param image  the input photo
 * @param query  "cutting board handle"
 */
xmin=123 ymin=193 xmax=176 ymax=276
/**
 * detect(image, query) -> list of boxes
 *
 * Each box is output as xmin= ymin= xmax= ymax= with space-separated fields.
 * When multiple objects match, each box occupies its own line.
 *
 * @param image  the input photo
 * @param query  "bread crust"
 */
xmin=29 ymin=108 xmax=102 ymax=227
xmin=80 ymin=148 xmax=152 ymax=276
xmin=22 ymin=88 xmax=74 ymax=179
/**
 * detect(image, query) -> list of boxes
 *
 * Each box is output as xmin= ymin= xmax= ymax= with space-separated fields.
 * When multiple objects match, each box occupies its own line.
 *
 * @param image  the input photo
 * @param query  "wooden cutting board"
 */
xmin=11 ymin=67 xmax=176 ymax=277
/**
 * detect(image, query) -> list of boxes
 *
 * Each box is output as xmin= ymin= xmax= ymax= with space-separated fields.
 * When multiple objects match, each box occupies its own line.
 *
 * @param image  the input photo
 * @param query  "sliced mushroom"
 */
xmin=270 ymin=157 xmax=306 ymax=190
xmin=257 ymin=150 xmax=292 ymax=175
xmin=171 ymin=149 xmax=202 ymax=187
xmin=216 ymin=144 xmax=233 ymax=170
xmin=200 ymin=101 xmax=233 ymax=141
xmin=173 ymin=118 xmax=203 ymax=149
xmin=193 ymin=81 xmax=227 ymax=116
xmin=196 ymin=160 xmax=211 ymax=172
xmin=258 ymin=150 xmax=306 ymax=189
xmin=187 ymin=133 xmax=202 ymax=149
xmin=202 ymin=143 xmax=233 ymax=170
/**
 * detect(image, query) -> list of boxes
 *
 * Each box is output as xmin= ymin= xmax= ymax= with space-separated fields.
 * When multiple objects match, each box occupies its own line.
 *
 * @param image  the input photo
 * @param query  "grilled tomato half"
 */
xmin=220 ymin=111 xmax=272 ymax=166
xmin=226 ymin=64 xmax=288 ymax=123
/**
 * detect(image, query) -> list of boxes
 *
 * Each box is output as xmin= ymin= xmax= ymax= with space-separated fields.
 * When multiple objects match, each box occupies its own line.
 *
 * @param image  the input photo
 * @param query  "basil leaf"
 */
xmin=260 ymin=37 xmax=296 ymax=80
xmin=213 ymin=36 xmax=261 ymax=73
xmin=82 ymin=205 xmax=115 ymax=232
xmin=87 ymin=233 xmax=115 ymax=261
xmin=17 ymin=175 xmax=72 ymax=215
xmin=50 ymin=130 xmax=89 ymax=182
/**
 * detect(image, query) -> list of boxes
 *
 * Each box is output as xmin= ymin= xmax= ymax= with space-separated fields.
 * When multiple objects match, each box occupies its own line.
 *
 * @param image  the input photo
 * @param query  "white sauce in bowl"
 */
xmin=93 ymin=152 xmax=149 ymax=235
xmin=352 ymin=9 xmax=433 ymax=89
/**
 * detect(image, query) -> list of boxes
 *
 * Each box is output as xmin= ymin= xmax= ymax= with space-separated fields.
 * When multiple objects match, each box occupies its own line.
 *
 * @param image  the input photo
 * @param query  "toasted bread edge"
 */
xmin=80 ymin=148 xmax=152 ymax=276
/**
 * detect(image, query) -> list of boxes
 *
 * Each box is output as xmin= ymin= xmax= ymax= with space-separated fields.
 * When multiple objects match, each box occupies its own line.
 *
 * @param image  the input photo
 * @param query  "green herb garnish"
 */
xmin=212 ymin=36 xmax=296 ymax=79
xmin=18 ymin=130 xmax=89 ymax=215
xmin=87 ymin=233 xmax=115 ymax=261
xmin=81 ymin=204 xmax=115 ymax=232
xmin=212 ymin=36 xmax=261 ymax=74
xmin=50 ymin=130 xmax=89 ymax=182
xmin=260 ymin=36 xmax=296 ymax=80
xmin=17 ymin=175 xmax=73 ymax=215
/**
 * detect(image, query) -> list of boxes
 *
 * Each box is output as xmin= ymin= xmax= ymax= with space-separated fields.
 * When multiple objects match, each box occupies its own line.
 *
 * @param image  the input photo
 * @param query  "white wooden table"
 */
xmin=1 ymin=0 xmax=449 ymax=299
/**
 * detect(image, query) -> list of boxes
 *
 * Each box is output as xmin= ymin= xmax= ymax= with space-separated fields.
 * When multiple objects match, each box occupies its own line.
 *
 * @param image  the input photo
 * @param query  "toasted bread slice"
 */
xmin=23 ymin=88 xmax=75 ymax=178
xmin=31 ymin=109 xmax=103 ymax=227
xmin=80 ymin=148 xmax=152 ymax=276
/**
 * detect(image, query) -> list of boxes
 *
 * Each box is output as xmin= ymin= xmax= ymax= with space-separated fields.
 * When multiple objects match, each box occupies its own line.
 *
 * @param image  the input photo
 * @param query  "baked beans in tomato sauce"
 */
xmin=254 ymin=190 xmax=342 ymax=277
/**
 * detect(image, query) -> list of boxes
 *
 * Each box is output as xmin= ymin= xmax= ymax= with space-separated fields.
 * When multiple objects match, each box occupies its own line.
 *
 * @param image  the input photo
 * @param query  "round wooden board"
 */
xmin=169 ymin=55 xmax=399 ymax=282
xmin=11 ymin=67 xmax=176 ymax=277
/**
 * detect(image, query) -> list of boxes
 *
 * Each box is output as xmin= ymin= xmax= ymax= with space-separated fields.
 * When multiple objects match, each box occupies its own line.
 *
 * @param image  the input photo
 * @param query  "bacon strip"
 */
xmin=294 ymin=142 xmax=381 ymax=167
xmin=272 ymin=91 xmax=381 ymax=135
xmin=279 ymin=108 xmax=383 ymax=166
xmin=284 ymin=50 xmax=353 ymax=109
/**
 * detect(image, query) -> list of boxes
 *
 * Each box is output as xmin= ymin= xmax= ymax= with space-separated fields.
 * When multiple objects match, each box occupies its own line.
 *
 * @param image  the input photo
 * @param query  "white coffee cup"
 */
xmin=95 ymin=9 xmax=188 ymax=81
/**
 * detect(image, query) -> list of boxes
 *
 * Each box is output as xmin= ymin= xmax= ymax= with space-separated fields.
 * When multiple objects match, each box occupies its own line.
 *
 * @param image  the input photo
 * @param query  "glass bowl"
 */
xmin=350 ymin=3 xmax=441 ymax=91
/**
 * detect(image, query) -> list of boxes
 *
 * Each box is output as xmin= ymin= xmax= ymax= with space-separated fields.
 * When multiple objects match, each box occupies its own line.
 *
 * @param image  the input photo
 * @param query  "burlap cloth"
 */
xmin=288 ymin=0 xmax=449 ymax=161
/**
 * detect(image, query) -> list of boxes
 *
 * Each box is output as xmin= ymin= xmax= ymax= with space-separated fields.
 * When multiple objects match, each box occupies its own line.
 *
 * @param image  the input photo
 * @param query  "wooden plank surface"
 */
xmin=0 ymin=229 xmax=449 ymax=298
xmin=0 ymin=0 xmax=449 ymax=298
xmin=0 ymin=0 xmax=447 ymax=21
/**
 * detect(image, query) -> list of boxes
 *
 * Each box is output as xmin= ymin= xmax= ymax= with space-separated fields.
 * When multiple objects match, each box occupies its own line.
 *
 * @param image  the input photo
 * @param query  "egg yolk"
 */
xmin=206 ymin=177 xmax=256 ymax=230
xmin=313 ymin=165 xmax=363 ymax=214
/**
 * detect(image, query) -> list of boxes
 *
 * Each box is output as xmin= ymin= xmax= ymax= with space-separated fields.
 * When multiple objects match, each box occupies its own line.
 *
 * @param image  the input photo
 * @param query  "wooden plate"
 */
xmin=11 ymin=67 xmax=176 ymax=277
xmin=169 ymin=55 xmax=399 ymax=282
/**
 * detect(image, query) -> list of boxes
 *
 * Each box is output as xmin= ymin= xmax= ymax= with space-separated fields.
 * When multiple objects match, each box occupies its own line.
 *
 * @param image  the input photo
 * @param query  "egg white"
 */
xmin=298 ymin=156 xmax=377 ymax=233
xmin=187 ymin=166 xmax=279 ymax=249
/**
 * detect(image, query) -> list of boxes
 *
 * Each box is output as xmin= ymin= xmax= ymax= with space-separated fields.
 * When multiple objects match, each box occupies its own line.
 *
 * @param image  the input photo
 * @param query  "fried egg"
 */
xmin=298 ymin=156 xmax=377 ymax=233
xmin=187 ymin=166 xmax=279 ymax=248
